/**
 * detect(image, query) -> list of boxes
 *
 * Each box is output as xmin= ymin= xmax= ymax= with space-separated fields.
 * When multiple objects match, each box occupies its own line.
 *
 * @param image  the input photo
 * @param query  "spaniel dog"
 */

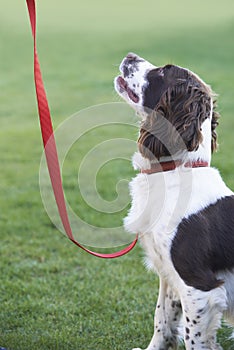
xmin=114 ymin=53 xmax=234 ymax=350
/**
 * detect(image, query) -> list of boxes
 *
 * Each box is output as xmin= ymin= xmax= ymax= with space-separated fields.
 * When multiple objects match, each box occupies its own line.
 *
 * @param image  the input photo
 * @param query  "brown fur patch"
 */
xmin=138 ymin=74 xmax=219 ymax=160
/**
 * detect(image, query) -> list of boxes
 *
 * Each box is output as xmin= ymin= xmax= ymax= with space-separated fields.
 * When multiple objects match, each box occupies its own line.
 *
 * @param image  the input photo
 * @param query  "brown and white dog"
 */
xmin=115 ymin=53 xmax=234 ymax=350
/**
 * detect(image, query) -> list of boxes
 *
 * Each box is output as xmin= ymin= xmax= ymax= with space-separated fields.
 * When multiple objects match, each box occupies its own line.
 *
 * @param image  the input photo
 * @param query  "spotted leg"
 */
xmin=132 ymin=278 xmax=182 ymax=350
xmin=180 ymin=286 xmax=227 ymax=350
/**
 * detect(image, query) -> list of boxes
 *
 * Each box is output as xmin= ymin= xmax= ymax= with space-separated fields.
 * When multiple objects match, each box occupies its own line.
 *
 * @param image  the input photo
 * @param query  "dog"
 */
xmin=114 ymin=53 xmax=234 ymax=350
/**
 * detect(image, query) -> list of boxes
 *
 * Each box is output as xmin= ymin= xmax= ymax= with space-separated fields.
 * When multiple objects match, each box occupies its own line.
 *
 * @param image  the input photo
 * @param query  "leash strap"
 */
xmin=26 ymin=0 xmax=138 ymax=258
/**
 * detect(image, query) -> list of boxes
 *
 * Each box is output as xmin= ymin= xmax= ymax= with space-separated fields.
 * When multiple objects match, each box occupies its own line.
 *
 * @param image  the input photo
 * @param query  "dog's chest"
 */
xmin=124 ymin=170 xmax=187 ymax=275
xmin=139 ymin=229 xmax=174 ymax=276
xmin=124 ymin=168 xmax=192 ymax=236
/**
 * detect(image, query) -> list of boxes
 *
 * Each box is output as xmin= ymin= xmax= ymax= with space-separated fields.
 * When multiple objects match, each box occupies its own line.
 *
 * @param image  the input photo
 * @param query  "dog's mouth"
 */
xmin=116 ymin=76 xmax=139 ymax=103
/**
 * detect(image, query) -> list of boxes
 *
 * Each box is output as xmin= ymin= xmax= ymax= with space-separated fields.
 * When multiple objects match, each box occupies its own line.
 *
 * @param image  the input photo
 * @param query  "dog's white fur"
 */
xmin=115 ymin=54 xmax=234 ymax=349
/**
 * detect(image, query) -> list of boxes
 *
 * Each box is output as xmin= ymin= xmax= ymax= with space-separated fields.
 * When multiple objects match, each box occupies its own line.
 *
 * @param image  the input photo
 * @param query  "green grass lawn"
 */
xmin=1 ymin=1 xmax=234 ymax=349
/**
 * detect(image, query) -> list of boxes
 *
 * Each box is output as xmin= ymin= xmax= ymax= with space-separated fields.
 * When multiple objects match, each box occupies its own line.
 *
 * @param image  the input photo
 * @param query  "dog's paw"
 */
xmin=132 ymin=348 xmax=143 ymax=350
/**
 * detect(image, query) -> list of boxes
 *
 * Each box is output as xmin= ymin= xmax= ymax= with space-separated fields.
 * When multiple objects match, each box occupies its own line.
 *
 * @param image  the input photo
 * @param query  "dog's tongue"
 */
xmin=127 ymin=86 xmax=139 ymax=103
xmin=117 ymin=76 xmax=127 ymax=92
xmin=117 ymin=76 xmax=139 ymax=103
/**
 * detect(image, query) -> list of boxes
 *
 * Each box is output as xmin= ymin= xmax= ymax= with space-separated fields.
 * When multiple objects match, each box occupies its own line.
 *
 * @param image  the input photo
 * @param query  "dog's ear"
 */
xmin=171 ymin=85 xmax=212 ymax=152
xmin=138 ymin=111 xmax=178 ymax=160
xmin=211 ymin=100 xmax=219 ymax=153
xmin=138 ymin=81 xmax=214 ymax=160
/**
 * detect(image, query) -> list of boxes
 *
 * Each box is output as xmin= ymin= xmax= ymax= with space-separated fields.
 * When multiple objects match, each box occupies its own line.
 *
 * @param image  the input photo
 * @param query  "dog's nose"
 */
xmin=120 ymin=53 xmax=141 ymax=78
xmin=126 ymin=52 xmax=138 ymax=61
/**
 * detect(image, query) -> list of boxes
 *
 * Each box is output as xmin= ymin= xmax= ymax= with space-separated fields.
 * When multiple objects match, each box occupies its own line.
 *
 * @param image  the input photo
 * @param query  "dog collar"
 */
xmin=141 ymin=160 xmax=209 ymax=174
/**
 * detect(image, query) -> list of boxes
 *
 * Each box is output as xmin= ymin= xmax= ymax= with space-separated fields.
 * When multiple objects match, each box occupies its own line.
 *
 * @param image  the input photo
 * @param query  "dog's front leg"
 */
xmin=132 ymin=278 xmax=181 ymax=350
xmin=180 ymin=286 xmax=226 ymax=350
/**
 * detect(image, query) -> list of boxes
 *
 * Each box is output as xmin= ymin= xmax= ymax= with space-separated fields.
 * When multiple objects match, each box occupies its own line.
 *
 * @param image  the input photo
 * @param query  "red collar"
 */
xmin=141 ymin=160 xmax=209 ymax=174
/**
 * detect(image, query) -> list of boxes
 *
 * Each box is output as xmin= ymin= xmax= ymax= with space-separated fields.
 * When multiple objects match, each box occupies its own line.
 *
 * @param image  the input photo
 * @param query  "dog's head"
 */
xmin=115 ymin=53 xmax=219 ymax=161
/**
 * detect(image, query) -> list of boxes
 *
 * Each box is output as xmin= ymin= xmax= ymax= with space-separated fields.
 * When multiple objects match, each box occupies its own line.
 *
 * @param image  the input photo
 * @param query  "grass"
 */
xmin=1 ymin=0 xmax=234 ymax=349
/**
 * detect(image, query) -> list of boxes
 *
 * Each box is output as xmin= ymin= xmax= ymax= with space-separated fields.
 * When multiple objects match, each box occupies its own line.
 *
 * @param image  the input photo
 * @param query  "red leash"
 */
xmin=26 ymin=0 xmax=138 ymax=258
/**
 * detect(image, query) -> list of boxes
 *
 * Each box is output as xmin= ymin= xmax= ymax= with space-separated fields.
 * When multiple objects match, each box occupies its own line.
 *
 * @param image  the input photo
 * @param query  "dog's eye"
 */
xmin=158 ymin=68 xmax=164 ymax=76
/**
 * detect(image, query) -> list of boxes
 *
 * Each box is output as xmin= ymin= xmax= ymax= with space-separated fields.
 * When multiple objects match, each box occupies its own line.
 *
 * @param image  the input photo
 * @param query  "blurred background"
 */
xmin=1 ymin=1 xmax=234 ymax=349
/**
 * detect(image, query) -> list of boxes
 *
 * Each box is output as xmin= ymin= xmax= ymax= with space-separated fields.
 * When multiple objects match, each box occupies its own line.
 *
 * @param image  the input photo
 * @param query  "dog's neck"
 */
xmin=134 ymin=117 xmax=212 ymax=171
xmin=141 ymin=160 xmax=209 ymax=174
